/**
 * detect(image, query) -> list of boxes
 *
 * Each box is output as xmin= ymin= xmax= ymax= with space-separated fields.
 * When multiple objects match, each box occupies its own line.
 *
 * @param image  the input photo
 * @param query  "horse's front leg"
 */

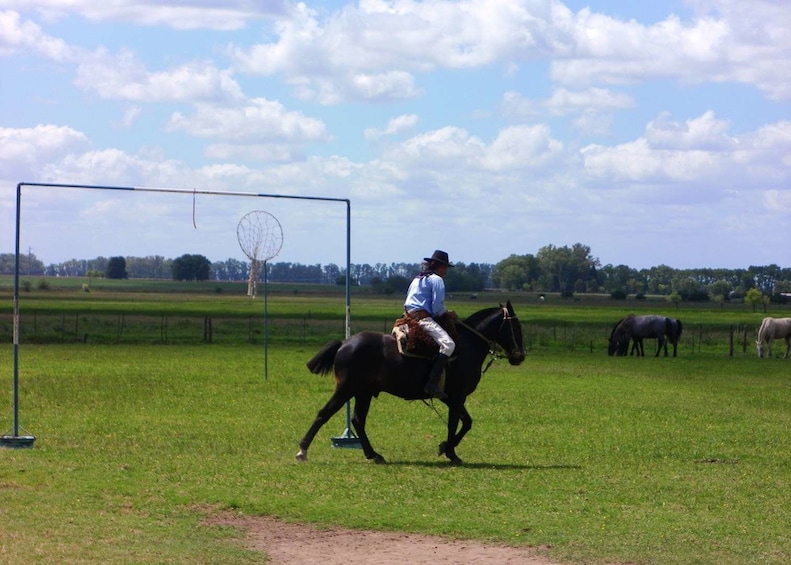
xmin=438 ymin=403 xmax=471 ymax=466
xmin=351 ymin=394 xmax=385 ymax=464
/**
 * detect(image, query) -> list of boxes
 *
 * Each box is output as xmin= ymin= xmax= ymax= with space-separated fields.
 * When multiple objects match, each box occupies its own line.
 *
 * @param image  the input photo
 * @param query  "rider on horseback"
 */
xmin=404 ymin=250 xmax=457 ymax=400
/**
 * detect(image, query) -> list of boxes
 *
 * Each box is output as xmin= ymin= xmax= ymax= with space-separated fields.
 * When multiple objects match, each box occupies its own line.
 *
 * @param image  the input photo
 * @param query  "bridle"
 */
xmin=457 ymin=306 xmax=524 ymax=373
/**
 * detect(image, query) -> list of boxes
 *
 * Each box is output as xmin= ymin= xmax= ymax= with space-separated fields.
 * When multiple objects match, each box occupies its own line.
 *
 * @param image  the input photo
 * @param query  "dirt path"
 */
xmin=210 ymin=514 xmax=557 ymax=564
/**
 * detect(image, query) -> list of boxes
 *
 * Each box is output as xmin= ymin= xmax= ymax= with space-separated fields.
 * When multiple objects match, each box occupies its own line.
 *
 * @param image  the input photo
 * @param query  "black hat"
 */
xmin=424 ymin=250 xmax=453 ymax=267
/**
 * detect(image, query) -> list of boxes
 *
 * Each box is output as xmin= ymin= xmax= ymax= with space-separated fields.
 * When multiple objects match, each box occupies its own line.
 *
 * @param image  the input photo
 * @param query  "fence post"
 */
xmin=116 ymin=313 xmax=124 ymax=342
xmin=729 ymin=325 xmax=734 ymax=357
xmin=203 ymin=316 xmax=213 ymax=343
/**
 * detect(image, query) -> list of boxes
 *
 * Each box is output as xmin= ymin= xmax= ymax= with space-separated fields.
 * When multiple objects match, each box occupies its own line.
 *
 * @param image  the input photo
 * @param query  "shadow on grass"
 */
xmin=385 ymin=460 xmax=582 ymax=471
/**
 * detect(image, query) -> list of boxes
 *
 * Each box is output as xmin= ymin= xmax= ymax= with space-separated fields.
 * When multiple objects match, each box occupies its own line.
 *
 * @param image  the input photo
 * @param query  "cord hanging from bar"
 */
xmin=192 ymin=187 xmax=198 ymax=229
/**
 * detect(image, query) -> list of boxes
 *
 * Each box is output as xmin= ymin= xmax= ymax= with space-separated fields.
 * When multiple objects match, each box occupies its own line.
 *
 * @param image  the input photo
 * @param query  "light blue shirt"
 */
xmin=404 ymin=272 xmax=447 ymax=317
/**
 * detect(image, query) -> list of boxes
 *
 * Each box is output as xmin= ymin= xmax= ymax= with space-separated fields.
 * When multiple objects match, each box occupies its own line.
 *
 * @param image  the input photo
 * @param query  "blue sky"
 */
xmin=1 ymin=0 xmax=789 ymax=270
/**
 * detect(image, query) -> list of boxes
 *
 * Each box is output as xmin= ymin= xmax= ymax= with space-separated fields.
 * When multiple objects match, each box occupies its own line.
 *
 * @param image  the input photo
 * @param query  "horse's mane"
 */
xmin=462 ymin=306 xmax=502 ymax=328
xmin=757 ymin=317 xmax=771 ymax=342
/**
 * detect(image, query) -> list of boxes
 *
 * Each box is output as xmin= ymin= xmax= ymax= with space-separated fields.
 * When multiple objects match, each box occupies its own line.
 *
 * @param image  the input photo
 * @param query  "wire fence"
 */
xmin=0 ymin=313 xmax=769 ymax=357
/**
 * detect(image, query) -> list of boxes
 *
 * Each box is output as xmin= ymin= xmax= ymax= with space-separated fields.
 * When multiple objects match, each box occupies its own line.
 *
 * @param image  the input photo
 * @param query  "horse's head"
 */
xmin=608 ymin=315 xmax=634 ymax=357
xmin=461 ymin=301 xmax=525 ymax=365
xmin=498 ymin=301 xmax=525 ymax=365
xmin=756 ymin=340 xmax=764 ymax=358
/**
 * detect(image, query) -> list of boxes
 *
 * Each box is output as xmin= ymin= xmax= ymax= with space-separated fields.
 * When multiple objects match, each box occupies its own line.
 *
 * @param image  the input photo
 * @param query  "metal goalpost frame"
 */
xmin=2 ymin=181 xmax=361 ymax=449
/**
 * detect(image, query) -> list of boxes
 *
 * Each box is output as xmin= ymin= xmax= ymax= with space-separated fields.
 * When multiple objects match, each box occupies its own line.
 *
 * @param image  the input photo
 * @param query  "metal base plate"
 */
xmin=0 ymin=435 xmax=36 ymax=448
xmin=331 ymin=429 xmax=362 ymax=449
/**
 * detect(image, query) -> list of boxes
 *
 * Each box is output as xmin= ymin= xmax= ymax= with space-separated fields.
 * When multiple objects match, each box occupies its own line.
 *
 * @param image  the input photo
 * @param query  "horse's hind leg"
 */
xmin=350 ymin=394 xmax=385 ymax=464
xmin=296 ymin=391 xmax=350 ymax=461
xmin=655 ymin=337 xmax=666 ymax=357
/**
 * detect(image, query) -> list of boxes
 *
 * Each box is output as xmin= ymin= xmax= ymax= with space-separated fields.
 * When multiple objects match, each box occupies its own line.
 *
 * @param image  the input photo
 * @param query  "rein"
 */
xmin=456 ymin=307 xmax=520 ymax=373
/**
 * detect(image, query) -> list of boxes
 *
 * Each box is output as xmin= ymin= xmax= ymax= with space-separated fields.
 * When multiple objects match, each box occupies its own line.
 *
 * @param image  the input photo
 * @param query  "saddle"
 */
xmin=391 ymin=312 xmax=460 ymax=360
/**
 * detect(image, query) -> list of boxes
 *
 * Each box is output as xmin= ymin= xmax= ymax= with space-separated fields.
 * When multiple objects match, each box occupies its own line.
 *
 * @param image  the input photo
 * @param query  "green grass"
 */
xmin=2 ymin=343 xmax=790 ymax=564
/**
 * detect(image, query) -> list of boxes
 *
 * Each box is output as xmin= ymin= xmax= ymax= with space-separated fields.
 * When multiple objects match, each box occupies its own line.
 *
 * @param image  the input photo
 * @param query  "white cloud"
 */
xmin=646 ymin=111 xmax=737 ymax=150
xmin=203 ymin=143 xmax=302 ymax=163
xmin=503 ymin=86 xmax=633 ymax=115
xmin=1 ymin=1 xmax=287 ymax=31
xmin=581 ymin=113 xmax=791 ymax=194
xmin=0 ymin=9 xmax=75 ymax=60
xmin=0 ymin=125 xmax=89 ymax=182
xmin=482 ymin=124 xmax=564 ymax=170
xmin=229 ymin=0 xmax=557 ymax=103
xmin=386 ymin=126 xmax=485 ymax=164
xmin=75 ymin=49 xmax=243 ymax=102
xmin=114 ymin=106 xmax=142 ymax=129
xmin=551 ymin=1 xmax=791 ymax=100
xmin=364 ymin=114 xmax=418 ymax=140
xmin=764 ymin=189 xmax=791 ymax=213
xmin=166 ymin=98 xmax=329 ymax=144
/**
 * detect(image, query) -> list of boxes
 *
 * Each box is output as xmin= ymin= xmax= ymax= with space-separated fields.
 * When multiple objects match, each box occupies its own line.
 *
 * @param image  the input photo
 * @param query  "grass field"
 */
xmin=2 ymin=282 xmax=791 ymax=563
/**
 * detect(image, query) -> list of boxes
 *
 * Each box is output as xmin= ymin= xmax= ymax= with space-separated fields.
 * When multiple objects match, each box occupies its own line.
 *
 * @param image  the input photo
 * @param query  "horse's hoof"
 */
xmin=438 ymin=441 xmax=448 ymax=456
xmin=295 ymin=450 xmax=308 ymax=462
xmin=370 ymin=455 xmax=387 ymax=464
xmin=449 ymin=457 xmax=463 ymax=467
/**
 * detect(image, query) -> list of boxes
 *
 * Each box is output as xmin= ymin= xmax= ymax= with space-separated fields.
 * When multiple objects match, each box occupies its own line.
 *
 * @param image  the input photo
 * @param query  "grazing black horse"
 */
xmin=296 ymin=301 xmax=525 ymax=465
xmin=608 ymin=315 xmax=682 ymax=357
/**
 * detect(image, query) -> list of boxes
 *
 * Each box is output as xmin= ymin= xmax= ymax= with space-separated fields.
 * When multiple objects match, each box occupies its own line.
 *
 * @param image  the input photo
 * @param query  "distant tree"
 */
xmin=491 ymin=254 xmax=540 ymax=290
xmin=105 ymin=256 xmax=128 ymax=279
xmin=211 ymin=258 xmax=248 ymax=281
xmin=371 ymin=275 xmax=409 ymax=295
xmin=0 ymin=252 xmax=45 ymax=276
xmin=86 ymin=269 xmax=103 ymax=287
xmin=171 ymin=254 xmax=211 ymax=281
xmin=444 ymin=262 xmax=487 ymax=292
xmin=666 ymin=291 xmax=682 ymax=308
xmin=708 ymin=280 xmax=732 ymax=302
xmin=744 ymin=288 xmax=765 ymax=313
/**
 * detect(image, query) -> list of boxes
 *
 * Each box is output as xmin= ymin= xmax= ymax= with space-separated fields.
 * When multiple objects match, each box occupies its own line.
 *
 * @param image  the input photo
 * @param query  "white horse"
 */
xmin=755 ymin=317 xmax=791 ymax=359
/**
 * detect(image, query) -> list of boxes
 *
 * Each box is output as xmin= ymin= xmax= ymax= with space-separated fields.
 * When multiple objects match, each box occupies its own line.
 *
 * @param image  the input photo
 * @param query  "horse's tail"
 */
xmin=306 ymin=339 xmax=343 ymax=375
xmin=675 ymin=319 xmax=683 ymax=339
xmin=664 ymin=318 xmax=674 ymax=342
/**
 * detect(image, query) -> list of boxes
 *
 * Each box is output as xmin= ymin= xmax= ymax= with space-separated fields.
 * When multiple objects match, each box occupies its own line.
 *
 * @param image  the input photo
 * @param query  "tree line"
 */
xmin=1 ymin=243 xmax=789 ymax=302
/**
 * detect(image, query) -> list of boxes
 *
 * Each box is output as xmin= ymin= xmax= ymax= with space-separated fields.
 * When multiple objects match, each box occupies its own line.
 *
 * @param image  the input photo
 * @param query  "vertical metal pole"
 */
xmin=2 ymin=183 xmax=35 ymax=447
xmin=330 ymin=199 xmax=360 ymax=448
xmin=263 ymin=260 xmax=268 ymax=381
xmin=12 ymin=184 xmax=21 ymax=436
xmin=345 ymin=199 xmax=351 ymax=341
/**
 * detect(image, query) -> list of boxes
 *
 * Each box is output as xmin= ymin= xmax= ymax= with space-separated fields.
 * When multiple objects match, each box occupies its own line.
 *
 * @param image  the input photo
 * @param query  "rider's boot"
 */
xmin=424 ymin=353 xmax=449 ymax=400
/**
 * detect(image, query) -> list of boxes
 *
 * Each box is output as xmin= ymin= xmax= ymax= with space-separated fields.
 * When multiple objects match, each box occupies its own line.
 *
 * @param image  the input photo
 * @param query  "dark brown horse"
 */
xmin=608 ymin=315 xmax=682 ymax=357
xmin=296 ymin=301 xmax=525 ymax=465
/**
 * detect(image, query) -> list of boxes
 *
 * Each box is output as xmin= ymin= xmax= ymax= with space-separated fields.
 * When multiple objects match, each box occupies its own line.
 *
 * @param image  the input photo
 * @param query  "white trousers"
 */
xmin=418 ymin=317 xmax=456 ymax=357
